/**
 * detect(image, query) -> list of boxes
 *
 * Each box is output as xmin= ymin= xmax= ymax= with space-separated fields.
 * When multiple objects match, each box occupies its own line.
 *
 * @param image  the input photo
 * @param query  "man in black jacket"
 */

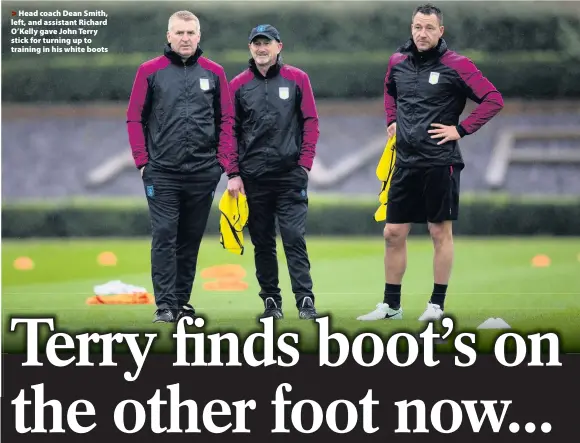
xmin=358 ymin=3 xmax=504 ymax=322
xmin=126 ymin=10 xmax=236 ymax=323
xmin=228 ymin=24 xmax=320 ymax=320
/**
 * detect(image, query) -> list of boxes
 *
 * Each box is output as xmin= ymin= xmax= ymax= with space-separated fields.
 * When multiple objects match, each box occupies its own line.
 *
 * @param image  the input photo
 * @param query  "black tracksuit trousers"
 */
xmin=243 ymin=166 xmax=314 ymax=309
xmin=142 ymin=164 xmax=221 ymax=312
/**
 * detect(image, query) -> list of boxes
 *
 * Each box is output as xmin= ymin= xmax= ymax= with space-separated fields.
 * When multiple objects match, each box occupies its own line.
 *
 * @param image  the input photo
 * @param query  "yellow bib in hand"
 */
xmin=219 ymin=190 xmax=249 ymax=255
xmin=374 ymin=135 xmax=396 ymax=222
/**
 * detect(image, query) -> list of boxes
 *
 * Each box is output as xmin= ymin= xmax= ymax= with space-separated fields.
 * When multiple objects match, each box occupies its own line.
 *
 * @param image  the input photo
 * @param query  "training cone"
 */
xmin=201 ymin=264 xmax=246 ymax=279
xmin=13 ymin=256 xmax=34 ymax=271
xmin=201 ymin=264 xmax=248 ymax=291
xmin=203 ymin=279 xmax=249 ymax=291
xmin=97 ymin=251 xmax=118 ymax=266
xmin=531 ymin=254 xmax=550 ymax=267
xmin=477 ymin=318 xmax=511 ymax=329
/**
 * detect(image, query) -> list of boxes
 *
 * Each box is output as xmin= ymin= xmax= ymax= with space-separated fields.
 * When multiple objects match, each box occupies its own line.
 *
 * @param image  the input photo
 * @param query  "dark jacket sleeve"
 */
xmin=452 ymin=58 xmax=504 ymax=136
xmin=126 ymin=65 xmax=152 ymax=169
xmin=384 ymin=54 xmax=399 ymax=127
xmin=297 ymin=72 xmax=319 ymax=170
xmin=227 ymin=77 xmax=244 ymax=178
xmin=214 ymin=67 xmax=236 ymax=175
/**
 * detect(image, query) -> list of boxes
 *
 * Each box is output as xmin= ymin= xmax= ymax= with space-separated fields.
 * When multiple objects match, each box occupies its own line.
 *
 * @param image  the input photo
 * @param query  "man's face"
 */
xmin=249 ymin=37 xmax=282 ymax=67
xmin=167 ymin=18 xmax=200 ymax=57
xmin=411 ymin=12 xmax=443 ymax=51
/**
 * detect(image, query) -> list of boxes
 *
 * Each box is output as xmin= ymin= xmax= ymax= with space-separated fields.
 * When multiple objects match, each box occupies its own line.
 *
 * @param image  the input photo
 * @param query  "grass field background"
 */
xmin=2 ymin=236 xmax=580 ymax=354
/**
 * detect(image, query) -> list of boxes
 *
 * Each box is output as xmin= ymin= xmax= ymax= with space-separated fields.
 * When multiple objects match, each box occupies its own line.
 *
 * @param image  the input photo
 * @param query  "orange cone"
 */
xmin=86 ymin=293 xmax=154 ymax=305
xmin=203 ymin=279 xmax=249 ymax=291
xmin=531 ymin=254 xmax=551 ymax=267
xmin=201 ymin=264 xmax=248 ymax=291
xmin=201 ymin=264 xmax=246 ymax=279
xmin=14 ymin=256 xmax=34 ymax=271
xmin=97 ymin=251 xmax=117 ymax=266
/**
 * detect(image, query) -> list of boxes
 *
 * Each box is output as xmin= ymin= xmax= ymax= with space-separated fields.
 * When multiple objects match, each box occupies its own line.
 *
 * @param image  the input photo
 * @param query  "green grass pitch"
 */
xmin=2 ymin=236 xmax=580 ymax=354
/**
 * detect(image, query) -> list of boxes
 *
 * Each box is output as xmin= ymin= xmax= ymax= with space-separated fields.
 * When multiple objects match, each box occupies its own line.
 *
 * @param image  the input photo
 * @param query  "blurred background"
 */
xmin=2 ymin=0 xmax=580 ymax=237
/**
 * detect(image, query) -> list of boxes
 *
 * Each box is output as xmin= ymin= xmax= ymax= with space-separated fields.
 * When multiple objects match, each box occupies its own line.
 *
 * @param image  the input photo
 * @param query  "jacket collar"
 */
xmin=399 ymin=37 xmax=447 ymax=62
xmin=163 ymin=43 xmax=203 ymax=66
xmin=249 ymin=54 xmax=283 ymax=79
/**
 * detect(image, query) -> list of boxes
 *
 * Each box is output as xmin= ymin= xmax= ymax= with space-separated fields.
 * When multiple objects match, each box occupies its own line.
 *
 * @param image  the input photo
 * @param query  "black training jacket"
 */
xmin=126 ymin=45 xmax=236 ymax=175
xmin=384 ymin=38 xmax=504 ymax=168
xmin=228 ymin=58 xmax=319 ymax=178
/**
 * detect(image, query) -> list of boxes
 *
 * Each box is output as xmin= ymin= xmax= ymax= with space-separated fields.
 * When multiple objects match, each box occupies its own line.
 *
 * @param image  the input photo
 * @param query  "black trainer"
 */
xmin=177 ymin=304 xmax=196 ymax=322
xmin=260 ymin=297 xmax=283 ymax=319
xmin=153 ymin=308 xmax=176 ymax=323
xmin=298 ymin=296 xmax=318 ymax=319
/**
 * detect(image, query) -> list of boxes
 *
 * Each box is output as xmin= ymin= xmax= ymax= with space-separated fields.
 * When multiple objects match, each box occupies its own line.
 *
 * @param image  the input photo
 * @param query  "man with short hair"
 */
xmin=228 ymin=24 xmax=320 ymax=320
xmin=358 ymin=3 xmax=504 ymax=322
xmin=126 ymin=11 xmax=236 ymax=323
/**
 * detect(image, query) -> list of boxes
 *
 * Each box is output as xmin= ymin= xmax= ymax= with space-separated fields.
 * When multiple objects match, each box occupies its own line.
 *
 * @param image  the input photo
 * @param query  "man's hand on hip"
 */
xmin=387 ymin=123 xmax=397 ymax=139
xmin=227 ymin=176 xmax=245 ymax=198
xmin=429 ymin=124 xmax=460 ymax=145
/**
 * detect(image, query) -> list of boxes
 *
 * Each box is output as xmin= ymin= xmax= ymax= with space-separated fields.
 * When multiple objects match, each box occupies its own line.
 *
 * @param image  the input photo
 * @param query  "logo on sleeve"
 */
xmin=146 ymin=185 xmax=154 ymax=198
xmin=279 ymin=87 xmax=289 ymax=100
xmin=428 ymin=72 xmax=440 ymax=85
xmin=200 ymin=78 xmax=210 ymax=91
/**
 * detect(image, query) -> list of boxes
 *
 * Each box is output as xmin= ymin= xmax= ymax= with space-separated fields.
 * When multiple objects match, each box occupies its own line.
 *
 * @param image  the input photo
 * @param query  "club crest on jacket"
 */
xmin=428 ymin=72 xmax=440 ymax=85
xmin=279 ymin=87 xmax=289 ymax=100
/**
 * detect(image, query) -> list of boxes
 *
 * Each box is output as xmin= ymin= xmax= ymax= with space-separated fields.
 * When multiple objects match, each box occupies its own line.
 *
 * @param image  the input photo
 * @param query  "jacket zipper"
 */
xmin=265 ymin=78 xmax=269 ymax=111
xmin=411 ymin=62 xmax=419 ymax=149
xmin=265 ymin=78 xmax=269 ymax=166
xmin=184 ymin=61 xmax=189 ymax=169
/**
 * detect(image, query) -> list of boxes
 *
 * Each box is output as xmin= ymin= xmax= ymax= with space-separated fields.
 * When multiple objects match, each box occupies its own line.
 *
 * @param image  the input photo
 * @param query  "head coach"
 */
xmin=126 ymin=11 xmax=236 ymax=323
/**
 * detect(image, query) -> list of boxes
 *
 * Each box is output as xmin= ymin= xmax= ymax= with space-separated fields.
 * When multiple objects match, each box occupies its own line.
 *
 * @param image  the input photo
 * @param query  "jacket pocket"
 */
xmin=277 ymin=130 xmax=299 ymax=167
xmin=153 ymin=108 xmax=166 ymax=142
xmin=298 ymin=165 xmax=309 ymax=182
xmin=142 ymin=168 xmax=155 ymax=199
xmin=293 ymin=186 xmax=309 ymax=205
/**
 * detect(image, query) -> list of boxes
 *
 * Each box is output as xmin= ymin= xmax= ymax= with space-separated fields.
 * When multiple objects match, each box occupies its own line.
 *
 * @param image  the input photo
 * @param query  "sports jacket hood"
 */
xmin=248 ymin=54 xmax=284 ymax=78
xmin=163 ymin=43 xmax=203 ymax=66
xmin=398 ymin=37 xmax=448 ymax=61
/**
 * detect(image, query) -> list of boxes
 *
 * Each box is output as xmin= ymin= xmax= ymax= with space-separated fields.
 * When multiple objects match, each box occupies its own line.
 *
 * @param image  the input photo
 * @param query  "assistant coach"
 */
xmin=228 ymin=24 xmax=320 ymax=320
xmin=126 ymin=11 xmax=236 ymax=323
xmin=358 ymin=3 xmax=504 ymax=323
